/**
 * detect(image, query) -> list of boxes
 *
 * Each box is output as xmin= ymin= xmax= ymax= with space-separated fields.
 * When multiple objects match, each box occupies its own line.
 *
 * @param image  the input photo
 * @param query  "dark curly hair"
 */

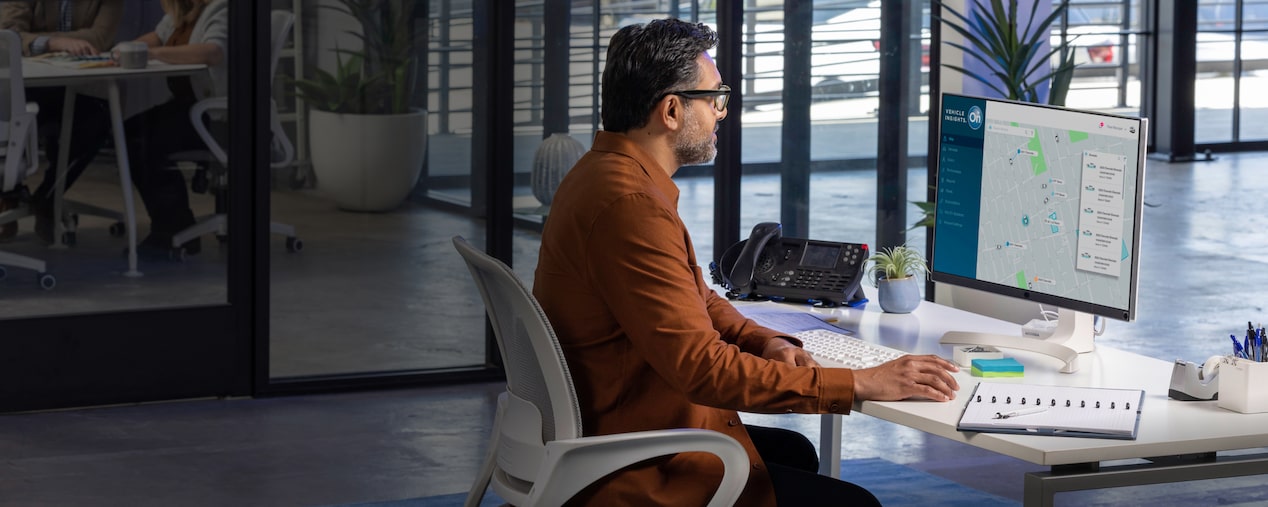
xmin=600 ymin=19 xmax=718 ymax=133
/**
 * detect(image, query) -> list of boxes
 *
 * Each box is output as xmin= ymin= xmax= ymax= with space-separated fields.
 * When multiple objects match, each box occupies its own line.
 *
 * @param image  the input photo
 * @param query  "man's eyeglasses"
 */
xmin=669 ymin=84 xmax=731 ymax=112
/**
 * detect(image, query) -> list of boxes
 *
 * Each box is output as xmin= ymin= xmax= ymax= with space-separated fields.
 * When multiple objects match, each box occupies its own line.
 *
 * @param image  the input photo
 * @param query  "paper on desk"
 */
xmin=735 ymin=304 xmax=850 ymax=335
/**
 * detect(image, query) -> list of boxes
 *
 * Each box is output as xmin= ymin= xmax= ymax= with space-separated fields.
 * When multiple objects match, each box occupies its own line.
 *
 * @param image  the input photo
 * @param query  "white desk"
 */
xmin=23 ymin=58 xmax=208 ymax=277
xmin=751 ymin=299 xmax=1268 ymax=506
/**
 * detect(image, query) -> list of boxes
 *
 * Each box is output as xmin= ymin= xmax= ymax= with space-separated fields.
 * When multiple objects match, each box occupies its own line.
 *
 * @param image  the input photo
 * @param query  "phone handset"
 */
xmin=728 ymin=222 xmax=781 ymax=297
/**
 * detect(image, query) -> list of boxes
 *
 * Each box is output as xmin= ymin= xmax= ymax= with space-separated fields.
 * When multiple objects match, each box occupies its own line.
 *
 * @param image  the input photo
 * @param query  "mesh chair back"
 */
xmin=1 ymin=29 xmax=32 ymax=192
xmin=0 ymin=30 xmax=21 ymax=148
xmin=452 ymin=236 xmax=583 ymax=443
xmin=270 ymin=11 xmax=294 ymax=86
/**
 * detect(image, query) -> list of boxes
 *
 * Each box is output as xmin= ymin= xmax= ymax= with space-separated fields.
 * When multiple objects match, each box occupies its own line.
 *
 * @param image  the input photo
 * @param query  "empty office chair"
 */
xmin=168 ymin=10 xmax=301 ymax=258
xmin=451 ymin=235 xmax=749 ymax=507
xmin=0 ymin=29 xmax=55 ymax=289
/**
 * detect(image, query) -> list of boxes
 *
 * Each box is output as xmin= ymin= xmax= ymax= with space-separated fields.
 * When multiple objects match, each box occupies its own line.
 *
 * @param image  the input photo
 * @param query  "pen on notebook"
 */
xmin=994 ymin=407 xmax=1047 ymax=419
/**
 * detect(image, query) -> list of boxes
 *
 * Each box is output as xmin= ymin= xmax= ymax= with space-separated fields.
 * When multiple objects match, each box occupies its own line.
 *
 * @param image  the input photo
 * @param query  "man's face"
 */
xmin=673 ymin=53 xmax=728 ymax=166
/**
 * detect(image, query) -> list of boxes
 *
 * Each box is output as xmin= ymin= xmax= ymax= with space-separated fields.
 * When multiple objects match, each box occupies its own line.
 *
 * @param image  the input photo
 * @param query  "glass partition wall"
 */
xmin=2 ymin=0 xmax=1202 ymax=411
xmin=262 ymin=0 xmax=989 ymax=387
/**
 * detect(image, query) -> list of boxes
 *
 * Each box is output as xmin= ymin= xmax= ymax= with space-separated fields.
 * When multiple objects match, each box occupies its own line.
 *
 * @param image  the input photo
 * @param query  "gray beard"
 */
xmin=674 ymin=106 xmax=717 ymax=166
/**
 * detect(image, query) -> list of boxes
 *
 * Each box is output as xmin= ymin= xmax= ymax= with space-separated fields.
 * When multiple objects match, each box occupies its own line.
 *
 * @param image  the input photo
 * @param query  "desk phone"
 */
xmin=711 ymin=222 xmax=868 ymax=307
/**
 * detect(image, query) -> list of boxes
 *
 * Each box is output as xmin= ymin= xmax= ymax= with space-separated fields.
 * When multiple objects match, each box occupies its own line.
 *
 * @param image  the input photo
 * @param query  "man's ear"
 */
xmin=657 ymin=94 xmax=684 ymax=132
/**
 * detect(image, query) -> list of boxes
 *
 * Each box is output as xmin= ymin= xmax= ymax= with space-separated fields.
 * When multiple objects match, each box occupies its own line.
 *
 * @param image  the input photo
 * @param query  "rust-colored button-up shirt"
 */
xmin=534 ymin=131 xmax=856 ymax=506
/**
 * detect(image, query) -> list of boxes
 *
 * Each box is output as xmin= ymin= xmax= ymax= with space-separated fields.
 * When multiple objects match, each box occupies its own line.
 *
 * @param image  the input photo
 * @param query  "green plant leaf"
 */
xmin=867 ymin=245 xmax=929 ymax=287
xmin=934 ymin=0 xmax=1080 ymax=104
xmin=288 ymin=0 xmax=421 ymax=115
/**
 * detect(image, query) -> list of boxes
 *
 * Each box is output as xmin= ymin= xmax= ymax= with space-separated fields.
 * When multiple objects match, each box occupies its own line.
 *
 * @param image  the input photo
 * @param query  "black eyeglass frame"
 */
xmin=668 ymin=84 xmax=731 ymax=112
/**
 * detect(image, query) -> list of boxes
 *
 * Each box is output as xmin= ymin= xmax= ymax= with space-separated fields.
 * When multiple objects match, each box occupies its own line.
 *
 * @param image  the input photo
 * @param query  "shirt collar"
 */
xmin=589 ymin=131 xmax=680 ymax=205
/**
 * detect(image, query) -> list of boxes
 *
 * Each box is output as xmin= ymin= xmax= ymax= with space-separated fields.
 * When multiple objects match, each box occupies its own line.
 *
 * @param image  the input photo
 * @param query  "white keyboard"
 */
xmin=794 ymin=328 xmax=907 ymax=369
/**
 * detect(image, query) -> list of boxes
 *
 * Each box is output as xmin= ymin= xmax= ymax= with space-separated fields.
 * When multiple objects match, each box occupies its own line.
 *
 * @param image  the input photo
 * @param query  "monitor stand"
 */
xmin=939 ymin=308 xmax=1096 ymax=373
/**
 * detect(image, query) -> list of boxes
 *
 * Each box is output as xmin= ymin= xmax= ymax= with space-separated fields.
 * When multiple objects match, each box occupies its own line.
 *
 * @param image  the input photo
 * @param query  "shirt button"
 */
xmin=829 ymin=403 xmax=841 ymax=412
xmin=727 ymin=418 xmax=739 ymax=426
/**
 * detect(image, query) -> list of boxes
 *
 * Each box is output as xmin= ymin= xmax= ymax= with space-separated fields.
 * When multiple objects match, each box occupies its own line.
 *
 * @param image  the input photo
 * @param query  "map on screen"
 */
xmin=933 ymin=94 xmax=1146 ymax=318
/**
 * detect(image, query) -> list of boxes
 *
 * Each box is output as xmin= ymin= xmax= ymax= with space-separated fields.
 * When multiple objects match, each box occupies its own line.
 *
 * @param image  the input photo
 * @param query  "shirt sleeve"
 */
xmin=154 ymin=15 xmax=174 ymax=45
xmin=58 ymin=0 xmax=123 ymax=53
xmin=0 ymin=3 xmax=41 ymax=56
xmin=702 ymin=288 xmax=802 ymax=355
xmin=584 ymin=193 xmax=855 ymax=414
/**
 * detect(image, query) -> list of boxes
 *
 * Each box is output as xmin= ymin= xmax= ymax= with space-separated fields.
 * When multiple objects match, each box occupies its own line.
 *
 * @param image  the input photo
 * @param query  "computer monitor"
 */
xmin=931 ymin=93 xmax=1148 ymax=373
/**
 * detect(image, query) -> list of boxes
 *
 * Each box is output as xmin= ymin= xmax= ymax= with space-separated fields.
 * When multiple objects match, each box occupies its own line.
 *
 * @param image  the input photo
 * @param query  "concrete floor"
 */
xmin=2 ymin=151 xmax=1268 ymax=505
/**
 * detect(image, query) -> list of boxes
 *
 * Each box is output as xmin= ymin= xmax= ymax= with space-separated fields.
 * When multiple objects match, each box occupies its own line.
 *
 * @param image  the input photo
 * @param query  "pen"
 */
xmin=1232 ymin=334 xmax=1246 ymax=359
xmin=994 ymin=407 xmax=1047 ymax=419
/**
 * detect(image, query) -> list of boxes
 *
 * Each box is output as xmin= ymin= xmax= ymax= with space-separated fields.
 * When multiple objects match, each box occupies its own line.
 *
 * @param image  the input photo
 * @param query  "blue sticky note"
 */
xmin=971 ymin=357 xmax=1024 ymax=377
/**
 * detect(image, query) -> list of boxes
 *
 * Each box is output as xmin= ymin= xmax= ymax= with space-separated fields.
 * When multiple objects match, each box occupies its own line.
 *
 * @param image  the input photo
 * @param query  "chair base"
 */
xmin=0 ymin=201 xmax=55 ymax=289
xmin=170 ymin=214 xmax=303 ymax=255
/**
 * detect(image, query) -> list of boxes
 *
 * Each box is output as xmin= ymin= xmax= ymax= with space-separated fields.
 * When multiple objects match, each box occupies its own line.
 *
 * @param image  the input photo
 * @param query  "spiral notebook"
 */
xmin=957 ymin=382 xmax=1145 ymax=440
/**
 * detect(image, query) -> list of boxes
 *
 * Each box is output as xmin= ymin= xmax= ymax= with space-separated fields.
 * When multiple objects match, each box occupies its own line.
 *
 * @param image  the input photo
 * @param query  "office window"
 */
xmin=736 ymin=1 xmax=931 ymax=260
xmin=1059 ymin=0 xmax=1145 ymax=114
xmin=1194 ymin=0 xmax=1268 ymax=144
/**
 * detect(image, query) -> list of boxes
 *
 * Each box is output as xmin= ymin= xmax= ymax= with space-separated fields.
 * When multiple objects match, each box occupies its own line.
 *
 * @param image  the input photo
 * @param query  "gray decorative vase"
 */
xmin=532 ymin=133 xmax=586 ymax=206
xmin=877 ymin=276 xmax=922 ymax=313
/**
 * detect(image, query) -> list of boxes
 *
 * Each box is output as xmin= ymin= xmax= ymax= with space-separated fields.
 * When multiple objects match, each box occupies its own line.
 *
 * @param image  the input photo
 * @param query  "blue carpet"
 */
xmin=345 ymin=458 xmax=1014 ymax=506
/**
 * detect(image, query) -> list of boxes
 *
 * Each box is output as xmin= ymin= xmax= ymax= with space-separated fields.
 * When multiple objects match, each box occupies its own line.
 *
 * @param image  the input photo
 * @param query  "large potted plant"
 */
xmin=292 ymin=0 xmax=427 ymax=212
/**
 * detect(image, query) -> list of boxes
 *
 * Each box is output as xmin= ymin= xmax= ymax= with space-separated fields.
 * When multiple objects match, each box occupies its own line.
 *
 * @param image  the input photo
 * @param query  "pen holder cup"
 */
xmin=1217 ymin=358 xmax=1268 ymax=414
xmin=116 ymin=42 xmax=148 ymax=69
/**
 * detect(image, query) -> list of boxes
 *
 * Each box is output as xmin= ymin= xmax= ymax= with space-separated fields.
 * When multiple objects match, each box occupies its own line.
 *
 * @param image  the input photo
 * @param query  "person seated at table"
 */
xmin=0 ymin=0 xmax=123 ymax=242
xmin=534 ymin=18 xmax=961 ymax=507
xmin=119 ymin=0 xmax=227 ymax=258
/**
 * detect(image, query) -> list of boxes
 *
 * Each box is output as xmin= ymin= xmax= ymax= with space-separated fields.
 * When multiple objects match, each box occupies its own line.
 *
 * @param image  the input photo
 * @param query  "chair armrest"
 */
xmin=269 ymin=99 xmax=294 ymax=169
xmin=189 ymin=97 xmax=229 ymax=165
xmin=530 ymin=428 xmax=749 ymax=507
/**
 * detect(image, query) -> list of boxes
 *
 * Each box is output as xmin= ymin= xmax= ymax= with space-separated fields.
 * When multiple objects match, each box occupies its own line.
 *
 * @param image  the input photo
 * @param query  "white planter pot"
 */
xmin=531 ymin=133 xmax=585 ymax=205
xmin=309 ymin=109 xmax=428 ymax=212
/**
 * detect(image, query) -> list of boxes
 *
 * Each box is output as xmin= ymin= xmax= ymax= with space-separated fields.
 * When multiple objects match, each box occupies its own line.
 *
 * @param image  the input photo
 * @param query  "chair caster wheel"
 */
xmin=169 ymin=247 xmax=186 ymax=262
xmin=62 ymin=231 xmax=76 ymax=246
xmin=109 ymin=222 xmax=126 ymax=236
xmin=38 ymin=273 xmax=55 ymax=290
xmin=286 ymin=237 xmax=303 ymax=253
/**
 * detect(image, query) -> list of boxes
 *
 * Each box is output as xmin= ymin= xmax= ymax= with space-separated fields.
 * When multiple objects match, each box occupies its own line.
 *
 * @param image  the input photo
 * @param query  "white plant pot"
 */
xmin=531 ymin=133 xmax=585 ymax=205
xmin=309 ymin=108 xmax=428 ymax=212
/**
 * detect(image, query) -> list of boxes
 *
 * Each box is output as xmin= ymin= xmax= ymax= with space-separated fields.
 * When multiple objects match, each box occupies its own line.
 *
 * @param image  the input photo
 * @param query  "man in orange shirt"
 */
xmin=534 ymin=18 xmax=960 ymax=507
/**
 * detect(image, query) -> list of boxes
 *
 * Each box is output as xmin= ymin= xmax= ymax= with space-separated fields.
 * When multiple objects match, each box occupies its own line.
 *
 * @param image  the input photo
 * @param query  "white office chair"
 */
xmin=169 ymin=10 xmax=302 ymax=257
xmin=0 ymin=29 xmax=55 ymax=289
xmin=451 ymin=235 xmax=749 ymax=507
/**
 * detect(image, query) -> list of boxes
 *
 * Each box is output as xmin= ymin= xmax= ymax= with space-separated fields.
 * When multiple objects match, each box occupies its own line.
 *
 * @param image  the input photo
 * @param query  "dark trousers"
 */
xmin=122 ymin=98 xmax=201 ymax=236
xmin=746 ymin=425 xmax=882 ymax=506
xmin=27 ymin=87 xmax=112 ymax=205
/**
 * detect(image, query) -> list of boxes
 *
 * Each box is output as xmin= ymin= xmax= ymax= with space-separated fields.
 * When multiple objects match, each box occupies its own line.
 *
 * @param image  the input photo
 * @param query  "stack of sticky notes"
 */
xmin=970 ymin=357 xmax=1025 ymax=377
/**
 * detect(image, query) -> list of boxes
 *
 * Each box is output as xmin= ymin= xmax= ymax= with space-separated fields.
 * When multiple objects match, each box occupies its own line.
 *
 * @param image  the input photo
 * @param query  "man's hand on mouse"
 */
xmin=853 ymin=355 xmax=960 ymax=402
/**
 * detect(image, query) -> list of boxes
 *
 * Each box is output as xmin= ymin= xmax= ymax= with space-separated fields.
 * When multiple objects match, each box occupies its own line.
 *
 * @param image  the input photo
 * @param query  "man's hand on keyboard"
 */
xmin=762 ymin=336 xmax=819 ymax=367
xmin=853 ymin=355 xmax=960 ymax=402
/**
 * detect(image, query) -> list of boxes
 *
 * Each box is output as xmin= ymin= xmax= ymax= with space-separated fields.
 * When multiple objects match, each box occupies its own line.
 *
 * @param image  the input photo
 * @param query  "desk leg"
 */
xmin=106 ymin=82 xmax=142 ymax=277
xmin=819 ymin=413 xmax=842 ymax=477
xmin=50 ymin=86 xmax=76 ymax=250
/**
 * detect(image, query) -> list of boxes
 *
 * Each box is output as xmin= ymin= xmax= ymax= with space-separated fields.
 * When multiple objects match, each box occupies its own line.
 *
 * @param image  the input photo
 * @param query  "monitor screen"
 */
xmin=931 ymin=94 xmax=1148 ymax=323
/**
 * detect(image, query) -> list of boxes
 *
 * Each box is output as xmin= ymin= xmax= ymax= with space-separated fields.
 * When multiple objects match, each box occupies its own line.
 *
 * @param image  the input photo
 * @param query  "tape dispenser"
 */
xmin=1167 ymin=355 xmax=1222 ymax=401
